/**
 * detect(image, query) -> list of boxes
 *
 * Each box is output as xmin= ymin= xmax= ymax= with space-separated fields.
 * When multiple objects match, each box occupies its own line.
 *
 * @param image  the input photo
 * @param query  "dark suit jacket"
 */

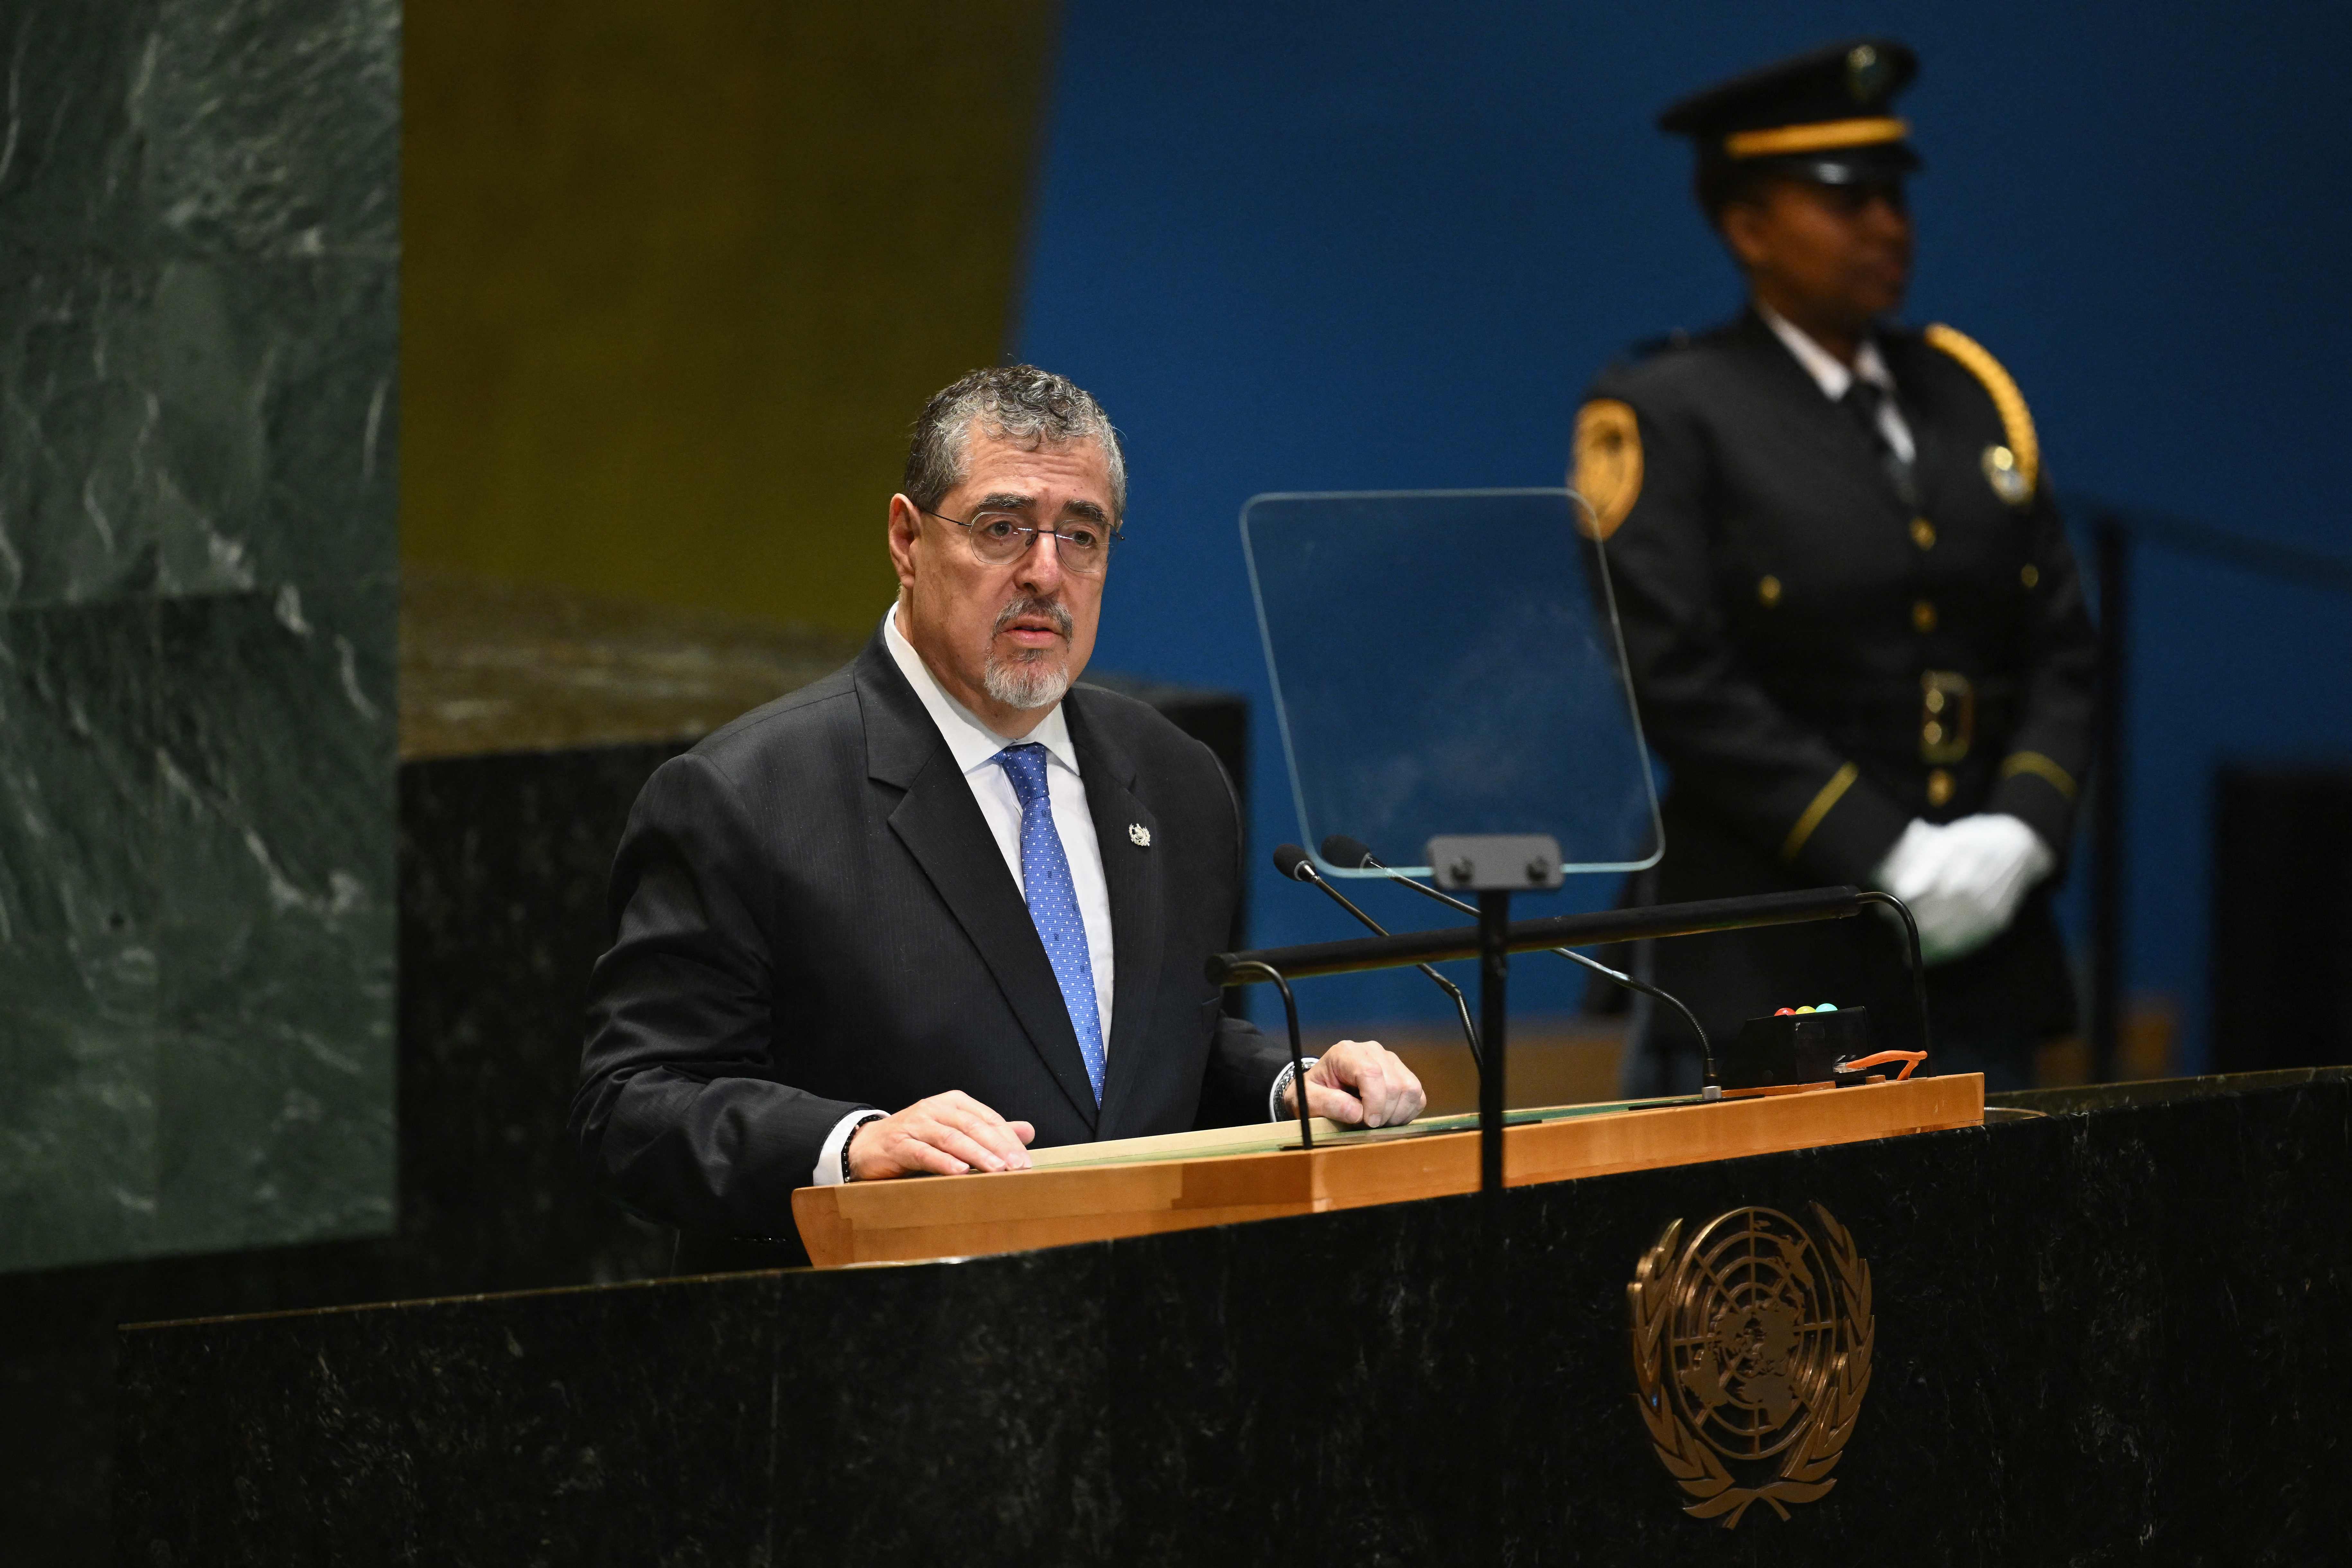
xmin=1583 ymin=311 xmax=2098 ymax=1055
xmin=572 ymin=633 xmax=1287 ymax=1240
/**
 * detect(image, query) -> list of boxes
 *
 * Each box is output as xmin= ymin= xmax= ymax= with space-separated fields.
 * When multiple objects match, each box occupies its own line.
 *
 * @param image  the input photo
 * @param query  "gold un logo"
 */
xmin=1627 ymin=1203 xmax=1875 ymax=1528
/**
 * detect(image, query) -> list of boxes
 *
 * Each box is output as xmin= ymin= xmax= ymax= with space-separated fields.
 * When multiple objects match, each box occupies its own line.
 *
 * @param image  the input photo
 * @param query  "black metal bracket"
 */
xmin=1210 ymin=884 xmax=1879 ymax=1196
xmin=1209 ymin=886 xmax=1867 ymax=985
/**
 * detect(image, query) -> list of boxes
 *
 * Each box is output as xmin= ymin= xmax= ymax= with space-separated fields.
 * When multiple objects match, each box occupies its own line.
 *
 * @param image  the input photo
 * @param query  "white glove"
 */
xmin=1870 ymin=813 xmax=2056 ymax=966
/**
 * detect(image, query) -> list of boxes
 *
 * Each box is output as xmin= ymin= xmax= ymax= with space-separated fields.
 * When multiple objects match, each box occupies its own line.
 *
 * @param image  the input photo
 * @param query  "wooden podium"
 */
xmin=791 ymin=1073 xmax=1982 ymax=1267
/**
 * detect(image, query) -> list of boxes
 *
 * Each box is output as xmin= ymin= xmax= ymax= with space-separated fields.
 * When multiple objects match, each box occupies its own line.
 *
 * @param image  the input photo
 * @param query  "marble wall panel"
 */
xmin=0 ymin=3 xmax=154 ymax=262
xmin=0 ymin=586 xmax=396 ymax=1272
xmin=152 ymin=584 xmax=395 ymax=1254
xmin=0 ymin=256 xmax=397 ymax=608
xmin=138 ymin=0 xmax=401 ymax=261
xmin=0 ymin=0 xmax=397 ymax=266
xmin=0 ymin=599 xmax=162 ymax=1268
xmin=0 ymin=0 xmax=400 ymax=1273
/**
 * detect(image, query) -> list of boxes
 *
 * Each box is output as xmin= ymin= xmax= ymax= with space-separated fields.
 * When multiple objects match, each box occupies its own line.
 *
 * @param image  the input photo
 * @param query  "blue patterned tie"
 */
xmin=995 ymin=743 xmax=1105 ymax=1104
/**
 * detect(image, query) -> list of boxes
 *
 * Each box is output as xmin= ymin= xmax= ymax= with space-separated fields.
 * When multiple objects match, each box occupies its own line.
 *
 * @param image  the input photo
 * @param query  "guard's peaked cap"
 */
xmin=1661 ymin=38 xmax=1921 ymax=186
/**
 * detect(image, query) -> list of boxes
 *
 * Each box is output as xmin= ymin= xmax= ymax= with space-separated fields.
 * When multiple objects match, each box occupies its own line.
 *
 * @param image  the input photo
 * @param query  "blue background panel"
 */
xmin=1015 ymin=1 xmax=2352 ymax=1060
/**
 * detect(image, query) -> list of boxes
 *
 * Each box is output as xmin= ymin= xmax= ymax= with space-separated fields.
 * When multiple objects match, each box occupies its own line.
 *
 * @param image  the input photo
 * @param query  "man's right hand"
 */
xmin=846 ymin=1091 xmax=1036 ymax=1180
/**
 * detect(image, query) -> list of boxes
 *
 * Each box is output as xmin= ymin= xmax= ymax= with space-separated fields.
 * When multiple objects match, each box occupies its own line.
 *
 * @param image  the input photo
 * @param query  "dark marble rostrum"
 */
xmin=0 ymin=736 xmax=679 ymax=1565
xmin=0 ymin=570 xmax=1252 ymax=1564
xmin=117 ymin=1075 xmax=2352 ymax=1564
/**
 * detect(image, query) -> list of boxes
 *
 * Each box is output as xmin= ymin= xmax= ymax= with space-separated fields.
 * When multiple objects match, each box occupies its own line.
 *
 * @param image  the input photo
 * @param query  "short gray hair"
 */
xmin=902 ymin=364 xmax=1127 ymax=523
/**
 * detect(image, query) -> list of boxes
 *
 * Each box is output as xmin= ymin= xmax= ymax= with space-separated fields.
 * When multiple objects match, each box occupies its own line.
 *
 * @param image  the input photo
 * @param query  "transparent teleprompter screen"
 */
xmin=1242 ymin=489 xmax=1662 ymax=880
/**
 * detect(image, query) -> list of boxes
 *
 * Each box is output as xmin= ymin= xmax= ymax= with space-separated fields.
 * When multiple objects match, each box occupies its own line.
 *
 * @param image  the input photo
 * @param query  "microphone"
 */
xmin=1319 ymin=835 xmax=1719 ymax=1093
xmin=1272 ymin=844 xmax=1481 ymax=1070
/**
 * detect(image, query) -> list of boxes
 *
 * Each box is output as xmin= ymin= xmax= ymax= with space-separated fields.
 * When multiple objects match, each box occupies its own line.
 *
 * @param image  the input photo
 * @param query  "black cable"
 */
xmin=1321 ymin=835 xmax=1720 ymax=1094
xmin=1273 ymin=846 xmax=1481 ymax=1072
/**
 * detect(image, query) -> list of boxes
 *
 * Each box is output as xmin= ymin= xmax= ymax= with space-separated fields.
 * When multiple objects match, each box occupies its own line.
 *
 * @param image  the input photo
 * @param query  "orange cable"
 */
xmin=1838 ymin=1050 xmax=1926 ymax=1081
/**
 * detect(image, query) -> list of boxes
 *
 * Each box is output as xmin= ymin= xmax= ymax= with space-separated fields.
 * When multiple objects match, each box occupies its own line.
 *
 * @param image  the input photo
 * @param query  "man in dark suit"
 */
xmin=574 ymin=365 xmax=1422 ymax=1249
xmin=1573 ymin=40 xmax=2099 ymax=1092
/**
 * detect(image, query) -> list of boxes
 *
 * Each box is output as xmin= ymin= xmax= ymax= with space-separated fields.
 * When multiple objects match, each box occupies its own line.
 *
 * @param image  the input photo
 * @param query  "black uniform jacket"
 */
xmin=1581 ymin=309 xmax=2098 ymax=1050
xmin=572 ymin=633 xmax=1288 ymax=1239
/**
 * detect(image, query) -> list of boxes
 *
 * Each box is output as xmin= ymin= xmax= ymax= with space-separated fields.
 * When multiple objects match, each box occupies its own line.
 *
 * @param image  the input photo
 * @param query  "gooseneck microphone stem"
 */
xmin=1324 ymin=837 xmax=1721 ymax=1093
xmin=1274 ymin=847 xmax=1482 ymax=1072
xmin=1223 ymin=959 xmax=1312 ymax=1151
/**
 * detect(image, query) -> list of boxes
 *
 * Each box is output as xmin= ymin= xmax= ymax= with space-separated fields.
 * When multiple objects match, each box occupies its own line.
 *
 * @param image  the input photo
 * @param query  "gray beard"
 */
xmin=982 ymin=649 xmax=1071 ymax=711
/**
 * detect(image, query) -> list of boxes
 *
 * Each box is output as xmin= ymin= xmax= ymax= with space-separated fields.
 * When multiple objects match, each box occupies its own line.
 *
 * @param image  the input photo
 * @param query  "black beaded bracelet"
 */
xmin=840 ymin=1114 xmax=882 ymax=1183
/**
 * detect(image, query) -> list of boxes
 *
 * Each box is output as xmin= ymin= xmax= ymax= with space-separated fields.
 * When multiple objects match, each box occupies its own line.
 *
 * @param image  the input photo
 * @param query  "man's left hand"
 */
xmin=1281 ymin=1039 xmax=1426 ymax=1129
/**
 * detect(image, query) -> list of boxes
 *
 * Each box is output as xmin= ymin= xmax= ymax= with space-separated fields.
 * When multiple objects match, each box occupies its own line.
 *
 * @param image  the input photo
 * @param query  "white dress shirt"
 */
xmin=810 ymin=607 xmax=1117 ymax=1184
xmin=1756 ymin=301 xmax=1916 ymax=465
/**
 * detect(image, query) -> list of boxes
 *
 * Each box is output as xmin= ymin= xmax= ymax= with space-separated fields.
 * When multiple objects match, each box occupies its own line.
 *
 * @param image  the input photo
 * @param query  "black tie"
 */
xmin=1843 ymin=379 xmax=1919 ymax=508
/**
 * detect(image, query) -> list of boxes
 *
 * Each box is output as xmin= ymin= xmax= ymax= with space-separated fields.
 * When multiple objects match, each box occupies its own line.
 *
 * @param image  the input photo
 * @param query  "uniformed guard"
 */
xmin=1576 ymin=39 xmax=2098 ymax=1092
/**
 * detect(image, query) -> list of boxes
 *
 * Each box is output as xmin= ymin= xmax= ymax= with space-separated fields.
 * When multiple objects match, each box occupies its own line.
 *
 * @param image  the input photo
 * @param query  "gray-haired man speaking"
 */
xmin=573 ymin=366 xmax=1421 ymax=1256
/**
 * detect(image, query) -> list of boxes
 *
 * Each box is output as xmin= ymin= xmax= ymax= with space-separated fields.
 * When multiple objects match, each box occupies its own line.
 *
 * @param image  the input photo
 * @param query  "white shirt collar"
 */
xmin=882 ymin=605 xmax=1081 ymax=779
xmin=1756 ymin=300 xmax=1897 ymax=404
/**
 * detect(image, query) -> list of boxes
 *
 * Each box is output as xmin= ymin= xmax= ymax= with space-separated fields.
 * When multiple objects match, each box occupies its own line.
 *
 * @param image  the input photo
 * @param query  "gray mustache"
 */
xmin=993 ymin=596 xmax=1073 ymax=640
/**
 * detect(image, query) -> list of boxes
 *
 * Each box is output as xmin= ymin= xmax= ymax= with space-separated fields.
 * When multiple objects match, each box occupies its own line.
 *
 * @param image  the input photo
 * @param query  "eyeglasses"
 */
xmin=922 ymin=508 xmax=1118 ymax=576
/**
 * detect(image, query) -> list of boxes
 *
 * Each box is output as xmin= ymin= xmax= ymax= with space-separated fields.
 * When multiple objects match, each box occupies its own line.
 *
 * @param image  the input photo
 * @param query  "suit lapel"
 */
xmin=1066 ymin=692 xmax=1165 ymax=1140
xmin=858 ymin=638 xmax=1100 ymax=1130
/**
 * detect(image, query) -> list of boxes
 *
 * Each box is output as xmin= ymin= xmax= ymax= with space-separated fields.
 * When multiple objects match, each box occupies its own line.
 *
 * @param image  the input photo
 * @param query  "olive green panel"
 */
xmin=402 ymin=0 xmax=1062 ymax=636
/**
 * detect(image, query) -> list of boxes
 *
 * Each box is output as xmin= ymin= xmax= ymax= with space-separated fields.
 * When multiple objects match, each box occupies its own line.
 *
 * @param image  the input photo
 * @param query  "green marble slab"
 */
xmin=0 ymin=0 xmax=401 ymax=1272
xmin=0 ymin=588 xmax=397 ymax=1271
xmin=0 ymin=601 xmax=164 ymax=1267
xmin=0 ymin=256 xmax=398 ymax=607
xmin=151 ymin=584 xmax=396 ymax=1254
xmin=0 ymin=0 xmax=398 ymax=268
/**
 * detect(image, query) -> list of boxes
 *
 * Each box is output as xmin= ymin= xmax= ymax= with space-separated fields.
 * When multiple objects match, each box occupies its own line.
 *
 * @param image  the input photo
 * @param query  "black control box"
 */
xmin=1721 ymin=1006 xmax=1877 ymax=1090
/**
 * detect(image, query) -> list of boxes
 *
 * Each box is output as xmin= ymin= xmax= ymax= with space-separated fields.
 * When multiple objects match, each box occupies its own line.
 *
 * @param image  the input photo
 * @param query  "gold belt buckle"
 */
xmin=1921 ymin=671 xmax=1974 ymax=765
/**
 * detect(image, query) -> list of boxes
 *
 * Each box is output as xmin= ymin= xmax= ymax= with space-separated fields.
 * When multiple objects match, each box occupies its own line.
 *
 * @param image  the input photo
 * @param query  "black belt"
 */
xmin=1783 ymin=672 xmax=2019 ymax=766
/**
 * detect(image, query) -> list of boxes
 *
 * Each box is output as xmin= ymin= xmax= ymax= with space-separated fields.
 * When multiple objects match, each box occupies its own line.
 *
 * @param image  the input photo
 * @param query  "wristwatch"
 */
xmin=1270 ymin=1056 xmax=1321 ymax=1121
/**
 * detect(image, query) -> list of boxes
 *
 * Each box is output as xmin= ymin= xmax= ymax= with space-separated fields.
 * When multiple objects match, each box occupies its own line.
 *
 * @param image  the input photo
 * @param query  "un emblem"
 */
xmin=1627 ymin=1203 xmax=1875 ymax=1528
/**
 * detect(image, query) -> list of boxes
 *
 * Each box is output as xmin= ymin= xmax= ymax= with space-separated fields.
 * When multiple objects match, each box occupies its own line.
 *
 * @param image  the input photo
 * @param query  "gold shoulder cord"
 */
xmin=1922 ymin=323 xmax=2040 ymax=494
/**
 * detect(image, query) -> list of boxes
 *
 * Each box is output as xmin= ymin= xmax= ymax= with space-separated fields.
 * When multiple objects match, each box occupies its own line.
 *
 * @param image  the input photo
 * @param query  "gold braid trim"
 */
xmin=1999 ymin=751 xmax=2078 ymax=801
xmin=1923 ymin=323 xmax=2039 ymax=494
xmin=1781 ymin=763 xmax=1859 ymax=864
xmin=1725 ymin=117 xmax=1910 ymax=159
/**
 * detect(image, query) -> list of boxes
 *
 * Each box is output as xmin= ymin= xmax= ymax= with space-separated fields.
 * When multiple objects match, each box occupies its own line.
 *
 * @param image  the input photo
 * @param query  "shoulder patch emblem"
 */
xmin=1572 ymin=398 xmax=1644 ymax=539
xmin=1923 ymin=323 xmax=2040 ymax=507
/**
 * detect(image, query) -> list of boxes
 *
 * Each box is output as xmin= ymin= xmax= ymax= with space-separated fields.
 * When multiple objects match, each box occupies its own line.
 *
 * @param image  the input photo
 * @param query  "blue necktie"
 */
xmin=995 ymin=743 xmax=1105 ymax=1104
